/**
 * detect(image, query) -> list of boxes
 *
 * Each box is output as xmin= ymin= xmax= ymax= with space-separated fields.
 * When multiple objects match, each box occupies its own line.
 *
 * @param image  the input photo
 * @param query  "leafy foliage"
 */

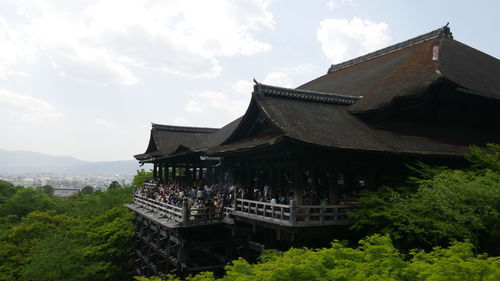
xmin=350 ymin=146 xmax=500 ymax=254
xmin=132 ymin=168 xmax=153 ymax=188
xmin=0 ymin=180 xmax=22 ymax=204
xmin=466 ymin=143 xmax=500 ymax=172
xmin=81 ymin=185 xmax=94 ymax=194
xmin=137 ymin=235 xmax=500 ymax=281
xmin=108 ymin=180 xmax=121 ymax=189
xmin=0 ymin=184 xmax=135 ymax=281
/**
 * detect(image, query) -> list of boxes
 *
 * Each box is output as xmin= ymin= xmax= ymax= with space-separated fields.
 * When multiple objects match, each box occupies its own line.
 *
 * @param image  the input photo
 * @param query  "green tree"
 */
xmin=136 ymin=235 xmax=500 ymax=281
xmin=0 ymin=188 xmax=60 ymax=218
xmin=0 ymin=180 xmax=22 ymax=204
xmin=81 ymin=186 xmax=94 ymax=194
xmin=132 ymin=169 xmax=153 ymax=188
xmin=0 ymin=184 xmax=135 ymax=281
xmin=108 ymin=181 xmax=121 ymax=190
xmin=350 ymin=147 xmax=500 ymax=254
xmin=39 ymin=185 xmax=54 ymax=196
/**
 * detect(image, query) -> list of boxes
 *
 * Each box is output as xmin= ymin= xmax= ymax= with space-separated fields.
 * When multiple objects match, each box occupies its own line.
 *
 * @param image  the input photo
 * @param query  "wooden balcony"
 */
xmin=232 ymin=198 xmax=354 ymax=227
xmin=131 ymin=195 xmax=223 ymax=227
xmin=129 ymin=195 xmax=355 ymax=228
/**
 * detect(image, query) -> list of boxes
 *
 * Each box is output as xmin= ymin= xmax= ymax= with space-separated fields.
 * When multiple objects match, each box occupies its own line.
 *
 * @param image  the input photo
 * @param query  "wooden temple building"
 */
xmin=126 ymin=25 xmax=500 ymax=277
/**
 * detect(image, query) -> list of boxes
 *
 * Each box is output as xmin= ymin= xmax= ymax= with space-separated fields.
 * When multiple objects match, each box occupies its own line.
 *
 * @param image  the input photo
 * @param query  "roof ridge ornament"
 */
xmin=256 ymin=83 xmax=361 ymax=105
xmin=253 ymin=78 xmax=262 ymax=95
xmin=327 ymin=24 xmax=453 ymax=74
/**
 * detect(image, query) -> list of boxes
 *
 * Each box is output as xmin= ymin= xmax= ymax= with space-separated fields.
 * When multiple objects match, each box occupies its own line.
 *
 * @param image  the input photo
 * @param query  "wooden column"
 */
xmin=158 ymin=163 xmax=163 ymax=184
xmin=293 ymin=164 xmax=304 ymax=204
xmin=163 ymin=164 xmax=168 ymax=184
xmin=166 ymin=166 xmax=171 ymax=184
xmin=198 ymin=166 xmax=204 ymax=184
xmin=312 ymin=167 xmax=318 ymax=189
xmin=153 ymin=163 xmax=157 ymax=178
xmin=172 ymin=165 xmax=177 ymax=184
xmin=245 ymin=162 xmax=252 ymax=187
xmin=238 ymin=162 xmax=244 ymax=186
xmin=207 ymin=166 xmax=212 ymax=185
xmin=190 ymin=165 xmax=194 ymax=184
xmin=329 ymin=167 xmax=338 ymax=204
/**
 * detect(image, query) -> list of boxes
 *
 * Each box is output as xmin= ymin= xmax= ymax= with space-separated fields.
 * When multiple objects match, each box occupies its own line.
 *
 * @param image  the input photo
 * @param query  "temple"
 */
xmin=126 ymin=25 xmax=500 ymax=277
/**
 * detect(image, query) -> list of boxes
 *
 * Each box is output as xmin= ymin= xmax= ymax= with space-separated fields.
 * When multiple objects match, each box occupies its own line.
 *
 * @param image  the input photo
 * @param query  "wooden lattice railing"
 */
xmin=132 ymin=194 xmax=355 ymax=227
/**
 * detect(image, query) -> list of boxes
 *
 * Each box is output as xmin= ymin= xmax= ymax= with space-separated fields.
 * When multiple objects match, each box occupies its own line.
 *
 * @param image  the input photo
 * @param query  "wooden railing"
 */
xmin=232 ymin=198 xmax=355 ymax=226
xmin=143 ymin=182 xmax=157 ymax=189
xmin=233 ymin=198 xmax=292 ymax=224
xmin=133 ymin=195 xmax=355 ymax=227
xmin=133 ymin=196 xmax=183 ymax=224
xmin=133 ymin=195 xmax=222 ymax=225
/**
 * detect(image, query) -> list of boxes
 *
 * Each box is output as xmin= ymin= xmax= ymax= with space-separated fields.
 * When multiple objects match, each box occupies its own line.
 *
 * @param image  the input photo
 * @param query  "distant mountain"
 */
xmin=0 ymin=149 xmax=141 ymax=175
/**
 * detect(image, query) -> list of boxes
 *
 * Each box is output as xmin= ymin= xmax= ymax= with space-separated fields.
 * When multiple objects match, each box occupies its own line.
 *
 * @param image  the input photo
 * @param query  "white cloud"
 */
xmin=0 ymin=17 xmax=37 ymax=79
xmin=263 ymin=72 xmax=292 ymax=87
xmin=326 ymin=0 xmax=354 ymax=10
xmin=316 ymin=17 xmax=391 ymax=64
xmin=282 ymin=63 xmax=315 ymax=74
xmin=232 ymin=80 xmax=254 ymax=95
xmin=173 ymin=117 xmax=190 ymax=126
xmin=94 ymin=118 xmax=116 ymax=128
xmin=5 ymin=0 xmax=274 ymax=84
xmin=0 ymin=88 xmax=64 ymax=121
xmin=185 ymin=100 xmax=204 ymax=112
xmin=198 ymin=91 xmax=248 ymax=117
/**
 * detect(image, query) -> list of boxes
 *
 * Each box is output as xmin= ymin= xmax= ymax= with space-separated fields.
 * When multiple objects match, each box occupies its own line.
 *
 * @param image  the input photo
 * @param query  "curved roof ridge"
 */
xmin=151 ymin=123 xmax=218 ymax=133
xmin=327 ymin=24 xmax=453 ymax=74
xmin=254 ymin=81 xmax=361 ymax=105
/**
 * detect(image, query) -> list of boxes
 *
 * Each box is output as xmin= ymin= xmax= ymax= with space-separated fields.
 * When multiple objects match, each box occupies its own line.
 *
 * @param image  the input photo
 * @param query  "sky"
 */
xmin=0 ymin=0 xmax=499 ymax=162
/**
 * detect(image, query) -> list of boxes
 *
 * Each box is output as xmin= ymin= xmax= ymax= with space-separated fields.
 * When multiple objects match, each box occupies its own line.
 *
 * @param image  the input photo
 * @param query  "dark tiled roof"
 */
xmin=298 ymin=25 xmax=500 ymax=114
xmin=136 ymin=25 xmax=500 ymax=160
xmin=253 ymin=93 xmax=471 ymax=156
xmin=327 ymin=25 xmax=452 ymax=73
xmin=438 ymin=38 xmax=500 ymax=101
xmin=134 ymin=124 xmax=217 ymax=161
xmin=299 ymin=37 xmax=440 ymax=113
xmin=134 ymin=118 xmax=242 ymax=161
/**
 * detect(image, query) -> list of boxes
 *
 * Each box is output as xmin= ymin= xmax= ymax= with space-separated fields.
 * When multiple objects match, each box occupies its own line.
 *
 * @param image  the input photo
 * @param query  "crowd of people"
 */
xmin=135 ymin=178 xmax=331 ymax=211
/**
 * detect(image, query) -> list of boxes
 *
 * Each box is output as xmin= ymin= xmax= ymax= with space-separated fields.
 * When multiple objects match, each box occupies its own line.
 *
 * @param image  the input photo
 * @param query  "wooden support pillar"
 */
xmin=198 ymin=166 xmax=204 ymax=184
xmin=269 ymin=166 xmax=278 ymax=197
xmin=163 ymin=164 xmax=168 ymax=184
xmin=367 ymin=167 xmax=377 ymax=191
xmin=311 ymin=167 xmax=318 ymax=189
xmin=166 ymin=166 xmax=171 ymax=184
xmin=207 ymin=166 xmax=212 ymax=185
xmin=293 ymin=164 xmax=304 ymax=204
xmin=329 ymin=168 xmax=338 ymax=204
xmin=153 ymin=163 xmax=157 ymax=178
xmin=290 ymin=199 xmax=297 ymax=225
xmin=238 ymin=162 xmax=244 ymax=186
xmin=245 ymin=162 xmax=252 ymax=187
xmin=160 ymin=163 xmax=164 ymax=183
xmin=191 ymin=165 xmax=196 ymax=183
xmin=172 ymin=166 xmax=177 ymax=184
xmin=166 ymin=230 xmax=171 ymax=272
xmin=181 ymin=197 xmax=189 ymax=225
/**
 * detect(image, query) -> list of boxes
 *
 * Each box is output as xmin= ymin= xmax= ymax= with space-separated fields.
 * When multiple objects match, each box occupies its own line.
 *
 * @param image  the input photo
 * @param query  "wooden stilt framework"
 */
xmin=131 ymin=210 xmax=231 ymax=278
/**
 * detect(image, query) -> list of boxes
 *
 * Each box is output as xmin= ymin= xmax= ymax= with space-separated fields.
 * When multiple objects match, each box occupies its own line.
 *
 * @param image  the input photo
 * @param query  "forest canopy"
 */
xmin=0 ymin=182 xmax=134 ymax=281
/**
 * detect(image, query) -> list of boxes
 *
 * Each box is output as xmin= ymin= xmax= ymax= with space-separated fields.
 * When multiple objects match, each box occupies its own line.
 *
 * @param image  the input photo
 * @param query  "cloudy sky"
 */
xmin=1 ymin=0 xmax=499 ymax=162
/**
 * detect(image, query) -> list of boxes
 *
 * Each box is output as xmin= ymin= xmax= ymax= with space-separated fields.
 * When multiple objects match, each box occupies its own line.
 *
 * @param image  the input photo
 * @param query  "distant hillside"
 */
xmin=0 ymin=149 xmax=140 ymax=175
